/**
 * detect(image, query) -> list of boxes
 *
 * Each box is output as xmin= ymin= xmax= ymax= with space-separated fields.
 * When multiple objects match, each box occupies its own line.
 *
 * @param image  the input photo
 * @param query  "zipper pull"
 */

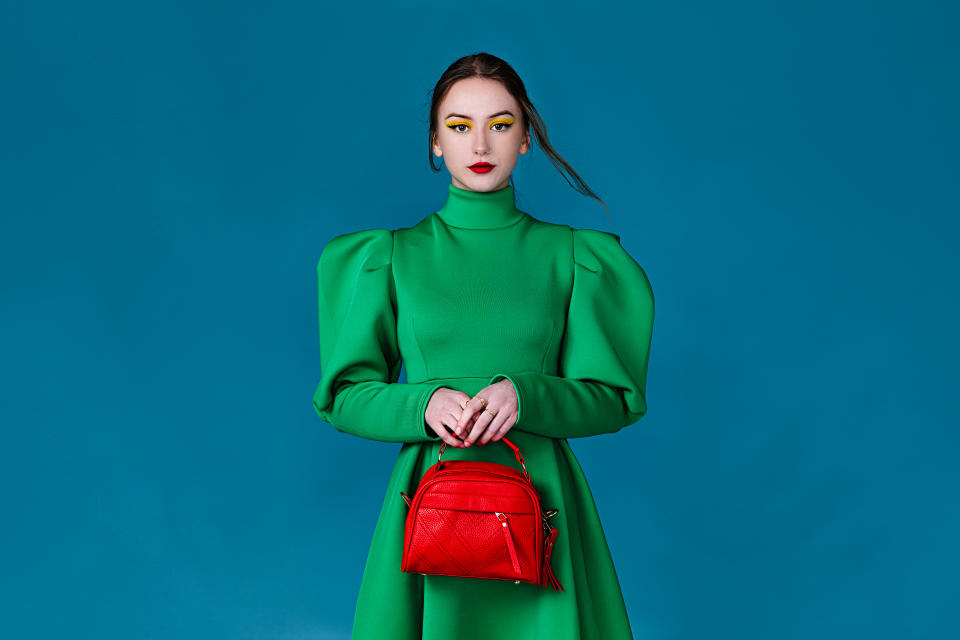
xmin=495 ymin=512 xmax=522 ymax=576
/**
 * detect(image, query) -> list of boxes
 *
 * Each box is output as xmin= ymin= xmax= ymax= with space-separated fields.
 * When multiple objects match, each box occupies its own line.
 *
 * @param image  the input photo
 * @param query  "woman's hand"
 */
xmin=424 ymin=387 xmax=476 ymax=448
xmin=455 ymin=379 xmax=518 ymax=447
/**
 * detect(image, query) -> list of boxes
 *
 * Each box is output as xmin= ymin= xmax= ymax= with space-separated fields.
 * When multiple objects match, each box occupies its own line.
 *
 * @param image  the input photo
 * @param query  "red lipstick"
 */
xmin=469 ymin=162 xmax=495 ymax=174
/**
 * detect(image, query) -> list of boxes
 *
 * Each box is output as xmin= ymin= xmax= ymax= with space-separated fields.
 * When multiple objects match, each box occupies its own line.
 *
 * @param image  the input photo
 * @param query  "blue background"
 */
xmin=2 ymin=1 xmax=957 ymax=638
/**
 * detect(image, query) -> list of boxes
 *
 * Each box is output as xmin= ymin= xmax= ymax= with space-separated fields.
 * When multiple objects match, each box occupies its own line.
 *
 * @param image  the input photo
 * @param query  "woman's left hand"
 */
xmin=455 ymin=379 xmax=518 ymax=447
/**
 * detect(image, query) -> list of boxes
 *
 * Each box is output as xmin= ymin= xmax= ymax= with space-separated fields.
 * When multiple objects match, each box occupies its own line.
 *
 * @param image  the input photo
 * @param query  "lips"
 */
xmin=469 ymin=162 xmax=495 ymax=174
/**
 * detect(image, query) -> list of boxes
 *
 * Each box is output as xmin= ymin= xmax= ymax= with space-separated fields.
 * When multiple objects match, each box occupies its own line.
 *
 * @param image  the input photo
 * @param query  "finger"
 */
xmin=429 ymin=418 xmax=462 ymax=448
xmin=434 ymin=425 xmax=461 ymax=448
xmin=478 ymin=410 xmax=508 ymax=445
xmin=464 ymin=409 xmax=494 ymax=446
xmin=444 ymin=400 xmax=466 ymax=440
xmin=448 ymin=403 xmax=477 ymax=432
xmin=440 ymin=412 xmax=463 ymax=449
xmin=455 ymin=397 xmax=483 ymax=436
xmin=489 ymin=413 xmax=517 ymax=442
xmin=450 ymin=391 xmax=471 ymax=415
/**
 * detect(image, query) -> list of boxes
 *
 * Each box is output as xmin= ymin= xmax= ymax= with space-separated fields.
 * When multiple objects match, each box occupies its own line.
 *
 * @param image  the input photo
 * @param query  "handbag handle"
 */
xmin=438 ymin=436 xmax=530 ymax=483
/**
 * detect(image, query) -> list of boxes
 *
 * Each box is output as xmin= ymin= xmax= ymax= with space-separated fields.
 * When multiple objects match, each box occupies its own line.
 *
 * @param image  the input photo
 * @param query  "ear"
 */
xmin=519 ymin=130 xmax=530 ymax=155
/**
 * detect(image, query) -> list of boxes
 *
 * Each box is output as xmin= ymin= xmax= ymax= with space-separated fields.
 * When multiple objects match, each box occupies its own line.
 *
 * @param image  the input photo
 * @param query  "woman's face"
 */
xmin=432 ymin=77 xmax=530 ymax=192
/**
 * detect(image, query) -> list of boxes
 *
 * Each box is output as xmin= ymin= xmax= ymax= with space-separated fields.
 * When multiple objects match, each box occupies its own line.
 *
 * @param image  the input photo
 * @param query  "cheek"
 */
xmin=505 ymin=131 xmax=526 ymax=151
xmin=439 ymin=133 xmax=467 ymax=154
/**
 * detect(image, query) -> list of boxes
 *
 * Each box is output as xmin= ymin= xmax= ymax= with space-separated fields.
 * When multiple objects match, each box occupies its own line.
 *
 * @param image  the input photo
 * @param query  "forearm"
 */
xmin=489 ymin=372 xmax=646 ymax=439
xmin=313 ymin=380 xmax=446 ymax=443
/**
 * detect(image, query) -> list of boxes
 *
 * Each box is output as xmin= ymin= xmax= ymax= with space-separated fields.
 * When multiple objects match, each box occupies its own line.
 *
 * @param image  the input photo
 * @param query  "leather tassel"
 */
xmin=543 ymin=528 xmax=563 ymax=592
xmin=495 ymin=512 xmax=523 ymax=576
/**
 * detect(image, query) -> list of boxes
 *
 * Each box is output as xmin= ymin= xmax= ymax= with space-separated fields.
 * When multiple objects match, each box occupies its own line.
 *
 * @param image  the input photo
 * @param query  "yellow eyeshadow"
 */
xmin=445 ymin=117 xmax=515 ymax=130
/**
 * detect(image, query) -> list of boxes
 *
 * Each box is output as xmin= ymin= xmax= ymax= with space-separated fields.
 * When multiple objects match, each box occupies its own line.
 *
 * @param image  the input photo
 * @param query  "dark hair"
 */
xmin=427 ymin=52 xmax=614 ymax=232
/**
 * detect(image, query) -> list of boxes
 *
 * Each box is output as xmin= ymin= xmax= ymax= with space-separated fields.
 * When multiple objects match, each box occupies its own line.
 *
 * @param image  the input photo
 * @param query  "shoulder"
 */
xmin=317 ymin=228 xmax=394 ymax=274
xmin=570 ymin=228 xmax=624 ymax=272
xmin=569 ymin=227 xmax=653 ymax=299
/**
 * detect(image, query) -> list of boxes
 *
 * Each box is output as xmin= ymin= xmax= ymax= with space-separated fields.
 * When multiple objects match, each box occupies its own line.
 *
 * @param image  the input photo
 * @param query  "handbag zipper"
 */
xmin=495 ymin=512 xmax=522 ymax=576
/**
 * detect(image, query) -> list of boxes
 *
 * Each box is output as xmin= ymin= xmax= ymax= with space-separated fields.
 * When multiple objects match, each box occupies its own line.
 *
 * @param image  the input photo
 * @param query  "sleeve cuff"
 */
xmin=488 ymin=373 xmax=522 ymax=428
xmin=418 ymin=383 xmax=447 ymax=439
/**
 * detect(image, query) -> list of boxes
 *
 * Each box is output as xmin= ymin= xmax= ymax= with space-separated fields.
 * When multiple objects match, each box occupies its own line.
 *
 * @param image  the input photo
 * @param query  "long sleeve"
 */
xmin=487 ymin=228 xmax=655 ymax=439
xmin=312 ymin=228 xmax=446 ymax=443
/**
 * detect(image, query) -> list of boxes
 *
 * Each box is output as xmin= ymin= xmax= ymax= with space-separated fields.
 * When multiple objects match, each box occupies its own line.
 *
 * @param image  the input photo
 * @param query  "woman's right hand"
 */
xmin=425 ymin=387 xmax=475 ymax=448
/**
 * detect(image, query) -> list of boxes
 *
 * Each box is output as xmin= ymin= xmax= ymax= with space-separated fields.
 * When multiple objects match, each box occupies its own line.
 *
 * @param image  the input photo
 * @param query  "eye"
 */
xmin=447 ymin=123 xmax=470 ymax=133
xmin=491 ymin=122 xmax=513 ymax=132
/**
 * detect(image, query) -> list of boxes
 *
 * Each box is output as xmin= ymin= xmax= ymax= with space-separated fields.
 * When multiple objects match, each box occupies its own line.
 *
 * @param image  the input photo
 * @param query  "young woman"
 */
xmin=313 ymin=52 xmax=655 ymax=639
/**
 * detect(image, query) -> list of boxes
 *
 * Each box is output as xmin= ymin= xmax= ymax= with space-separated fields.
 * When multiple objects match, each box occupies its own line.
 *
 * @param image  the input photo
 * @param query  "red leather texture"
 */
xmin=400 ymin=437 xmax=564 ymax=592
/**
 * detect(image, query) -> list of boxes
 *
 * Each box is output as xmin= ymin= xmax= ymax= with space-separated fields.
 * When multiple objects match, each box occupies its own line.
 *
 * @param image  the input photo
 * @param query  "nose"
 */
xmin=473 ymin=127 xmax=489 ymax=155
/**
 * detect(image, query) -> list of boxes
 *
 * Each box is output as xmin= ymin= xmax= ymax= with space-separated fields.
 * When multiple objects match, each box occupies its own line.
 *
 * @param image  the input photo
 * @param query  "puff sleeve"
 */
xmin=312 ymin=228 xmax=447 ymax=443
xmin=487 ymin=228 xmax=655 ymax=439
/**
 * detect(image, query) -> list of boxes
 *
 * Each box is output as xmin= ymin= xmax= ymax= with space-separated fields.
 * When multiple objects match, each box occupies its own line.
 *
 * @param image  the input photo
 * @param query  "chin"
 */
xmin=460 ymin=174 xmax=501 ymax=191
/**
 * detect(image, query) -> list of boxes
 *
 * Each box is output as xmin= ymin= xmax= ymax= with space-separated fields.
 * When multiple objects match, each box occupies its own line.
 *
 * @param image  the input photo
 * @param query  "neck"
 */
xmin=435 ymin=182 xmax=525 ymax=230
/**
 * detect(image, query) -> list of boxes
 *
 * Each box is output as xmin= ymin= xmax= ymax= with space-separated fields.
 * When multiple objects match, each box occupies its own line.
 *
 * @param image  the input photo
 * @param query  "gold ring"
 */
xmin=476 ymin=396 xmax=487 ymax=407
xmin=484 ymin=408 xmax=498 ymax=417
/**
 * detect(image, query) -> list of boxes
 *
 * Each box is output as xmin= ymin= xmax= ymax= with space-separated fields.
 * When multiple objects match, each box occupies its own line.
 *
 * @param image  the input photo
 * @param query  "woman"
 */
xmin=313 ymin=52 xmax=655 ymax=639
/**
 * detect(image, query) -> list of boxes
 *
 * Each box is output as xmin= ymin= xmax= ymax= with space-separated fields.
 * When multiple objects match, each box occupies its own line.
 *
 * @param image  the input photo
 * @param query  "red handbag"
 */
xmin=399 ymin=437 xmax=563 ymax=591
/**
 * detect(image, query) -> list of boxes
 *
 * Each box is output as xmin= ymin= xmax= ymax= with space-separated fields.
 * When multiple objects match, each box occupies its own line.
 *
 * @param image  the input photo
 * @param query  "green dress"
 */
xmin=313 ymin=183 xmax=655 ymax=639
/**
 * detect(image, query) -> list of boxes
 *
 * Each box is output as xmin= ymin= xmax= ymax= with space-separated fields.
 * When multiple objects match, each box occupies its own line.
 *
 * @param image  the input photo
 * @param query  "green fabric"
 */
xmin=313 ymin=182 xmax=655 ymax=639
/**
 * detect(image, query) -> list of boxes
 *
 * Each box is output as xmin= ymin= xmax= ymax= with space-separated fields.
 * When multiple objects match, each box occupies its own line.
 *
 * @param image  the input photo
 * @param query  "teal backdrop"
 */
xmin=1 ymin=1 xmax=956 ymax=638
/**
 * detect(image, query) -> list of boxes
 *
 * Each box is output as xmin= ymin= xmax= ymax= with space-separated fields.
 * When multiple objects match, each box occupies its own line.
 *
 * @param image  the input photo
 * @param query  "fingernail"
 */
xmin=455 ymin=427 xmax=461 ymax=435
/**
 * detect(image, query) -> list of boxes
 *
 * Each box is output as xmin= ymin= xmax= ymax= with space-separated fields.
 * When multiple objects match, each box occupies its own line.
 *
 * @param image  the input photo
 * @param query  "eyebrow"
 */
xmin=444 ymin=110 xmax=515 ymax=120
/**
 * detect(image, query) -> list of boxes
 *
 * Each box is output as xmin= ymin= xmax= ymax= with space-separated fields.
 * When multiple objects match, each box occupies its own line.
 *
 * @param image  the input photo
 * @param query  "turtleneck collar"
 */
xmin=435 ymin=183 xmax=525 ymax=229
